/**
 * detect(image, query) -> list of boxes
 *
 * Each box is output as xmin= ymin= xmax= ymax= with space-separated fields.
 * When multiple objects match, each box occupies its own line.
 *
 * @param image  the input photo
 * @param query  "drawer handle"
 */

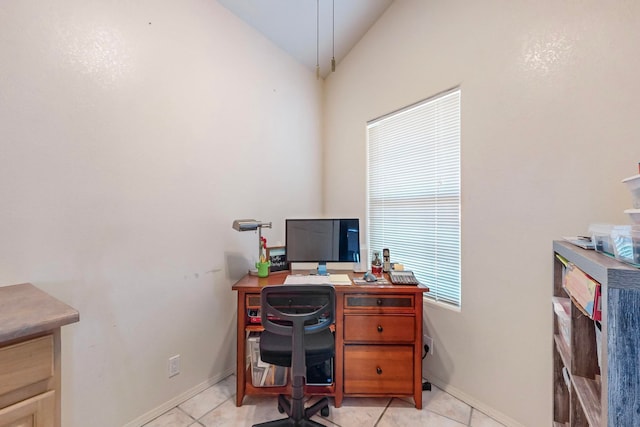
xmin=376 ymin=367 xmax=383 ymax=375
xmin=377 ymin=299 xmax=383 ymax=306
xmin=377 ymin=325 xmax=383 ymax=333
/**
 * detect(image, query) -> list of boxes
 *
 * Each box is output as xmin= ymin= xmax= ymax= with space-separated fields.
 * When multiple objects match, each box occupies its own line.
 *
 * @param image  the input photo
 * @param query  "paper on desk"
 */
xmin=329 ymin=274 xmax=352 ymax=285
xmin=283 ymin=274 xmax=352 ymax=285
xmin=284 ymin=275 xmax=332 ymax=285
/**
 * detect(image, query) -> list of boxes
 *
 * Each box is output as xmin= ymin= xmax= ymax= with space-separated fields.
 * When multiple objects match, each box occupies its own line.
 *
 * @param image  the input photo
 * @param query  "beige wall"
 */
xmin=4 ymin=1 xmax=640 ymax=425
xmin=0 ymin=1 xmax=322 ymax=426
xmin=323 ymin=1 xmax=640 ymax=425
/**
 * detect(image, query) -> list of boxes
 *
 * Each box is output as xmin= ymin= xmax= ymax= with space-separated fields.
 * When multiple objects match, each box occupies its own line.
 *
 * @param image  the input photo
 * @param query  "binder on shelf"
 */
xmin=563 ymin=262 xmax=602 ymax=321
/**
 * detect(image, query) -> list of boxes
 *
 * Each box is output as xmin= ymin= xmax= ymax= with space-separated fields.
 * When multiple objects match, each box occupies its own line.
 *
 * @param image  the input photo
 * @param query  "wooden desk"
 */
xmin=232 ymin=272 xmax=429 ymax=409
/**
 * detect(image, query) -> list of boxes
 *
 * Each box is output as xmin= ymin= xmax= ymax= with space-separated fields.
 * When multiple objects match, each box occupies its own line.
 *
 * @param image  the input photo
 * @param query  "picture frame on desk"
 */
xmin=266 ymin=246 xmax=288 ymax=272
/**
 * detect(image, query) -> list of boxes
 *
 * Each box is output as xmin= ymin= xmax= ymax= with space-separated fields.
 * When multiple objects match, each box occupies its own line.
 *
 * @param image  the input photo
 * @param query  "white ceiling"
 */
xmin=216 ymin=0 xmax=394 ymax=78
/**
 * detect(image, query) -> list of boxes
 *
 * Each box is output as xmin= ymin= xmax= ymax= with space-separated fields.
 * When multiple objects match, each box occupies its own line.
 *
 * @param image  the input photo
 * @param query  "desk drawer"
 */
xmin=246 ymin=294 xmax=261 ymax=308
xmin=344 ymin=345 xmax=413 ymax=394
xmin=344 ymin=315 xmax=414 ymax=343
xmin=0 ymin=335 xmax=53 ymax=396
xmin=344 ymin=294 xmax=414 ymax=312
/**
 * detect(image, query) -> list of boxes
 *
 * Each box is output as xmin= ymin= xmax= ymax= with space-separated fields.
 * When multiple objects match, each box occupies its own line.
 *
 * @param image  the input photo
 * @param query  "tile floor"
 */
xmin=142 ymin=375 xmax=505 ymax=427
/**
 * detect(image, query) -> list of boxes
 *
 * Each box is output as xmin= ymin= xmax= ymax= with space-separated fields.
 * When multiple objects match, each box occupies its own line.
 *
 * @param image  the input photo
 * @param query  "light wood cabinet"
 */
xmin=0 ymin=390 xmax=55 ymax=427
xmin=0 ymin=284 xmax=79 ymax=427
xmin=552 ymin=241 xmax=640 ymax=426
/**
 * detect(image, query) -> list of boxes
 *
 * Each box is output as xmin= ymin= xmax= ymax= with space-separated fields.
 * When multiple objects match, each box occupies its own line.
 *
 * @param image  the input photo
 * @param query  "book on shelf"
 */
xmin=563 ymin=261 xmax=602 ymax=321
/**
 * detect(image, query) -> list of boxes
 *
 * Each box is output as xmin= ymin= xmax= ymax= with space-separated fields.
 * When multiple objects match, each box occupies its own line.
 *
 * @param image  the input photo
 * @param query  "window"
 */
xmin=367 ymin=88 xmax=461 ymax=307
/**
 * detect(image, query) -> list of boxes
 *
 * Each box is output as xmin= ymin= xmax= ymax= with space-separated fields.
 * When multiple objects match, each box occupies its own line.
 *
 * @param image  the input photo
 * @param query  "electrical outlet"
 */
xmin=423 ymin=335 xmax=434 ymax=355
xmin=168 ymin=354 xmax=180 ymax=377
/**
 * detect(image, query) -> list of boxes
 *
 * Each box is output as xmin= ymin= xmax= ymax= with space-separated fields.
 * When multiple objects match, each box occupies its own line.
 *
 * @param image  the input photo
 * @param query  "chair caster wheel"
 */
xmin=277 ymin=404 xmax=285 ymax=414
xmin=320 ymin=406 xmax=330 ymax=417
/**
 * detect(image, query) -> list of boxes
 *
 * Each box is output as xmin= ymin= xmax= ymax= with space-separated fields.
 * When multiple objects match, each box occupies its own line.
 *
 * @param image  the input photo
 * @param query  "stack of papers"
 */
xmin=562 ymin=236 xmax=594 ymax=250
xmin=329 ymin=274 xmax=351 ymax=285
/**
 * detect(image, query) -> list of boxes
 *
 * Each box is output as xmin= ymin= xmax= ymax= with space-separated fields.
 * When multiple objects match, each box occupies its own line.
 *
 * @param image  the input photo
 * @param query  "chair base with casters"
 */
xmin=253 ymin=385 xmax=330 ymax=427
xmin=251 ymin=285 xmax=335 ymax=427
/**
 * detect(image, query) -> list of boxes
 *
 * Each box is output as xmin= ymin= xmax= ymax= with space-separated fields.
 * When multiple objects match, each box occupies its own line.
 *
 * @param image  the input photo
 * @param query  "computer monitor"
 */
xmin=285 ymin=218 xmax=360 ymax=275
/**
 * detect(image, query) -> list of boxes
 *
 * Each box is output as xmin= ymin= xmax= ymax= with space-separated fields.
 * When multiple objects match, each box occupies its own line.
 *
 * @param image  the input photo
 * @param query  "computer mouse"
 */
xmin=363 ymin=272 xmax=377 ymax=282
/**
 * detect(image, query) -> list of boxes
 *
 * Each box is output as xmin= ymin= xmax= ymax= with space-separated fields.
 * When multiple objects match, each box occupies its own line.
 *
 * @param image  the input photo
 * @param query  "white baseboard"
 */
xmin=122 ymin=367 xmax=235 ymax=427
xmin=425 ymin=375 xmax=525 ymax=427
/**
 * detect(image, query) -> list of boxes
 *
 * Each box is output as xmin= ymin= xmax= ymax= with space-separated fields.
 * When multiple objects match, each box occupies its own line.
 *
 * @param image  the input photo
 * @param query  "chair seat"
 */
xmin=260 ymin=329 xmax=334 ymax=368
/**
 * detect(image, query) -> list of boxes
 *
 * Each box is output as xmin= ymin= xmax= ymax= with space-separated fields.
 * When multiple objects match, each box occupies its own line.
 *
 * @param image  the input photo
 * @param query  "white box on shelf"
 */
xmin=624 ymin=208 xmax=640 ymax=224
xmin=622 ymin=174 xmax=640 ymax=208
xmin=611 ymin=225 xmax=640 ymax=266
xmin=589 ymin=223 xmax=615 ymax=256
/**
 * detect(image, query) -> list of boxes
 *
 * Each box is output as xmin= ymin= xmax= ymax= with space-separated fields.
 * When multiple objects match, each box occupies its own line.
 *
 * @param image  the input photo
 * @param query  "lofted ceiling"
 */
xmin=216 ymin=0 xmax=394 ymax=79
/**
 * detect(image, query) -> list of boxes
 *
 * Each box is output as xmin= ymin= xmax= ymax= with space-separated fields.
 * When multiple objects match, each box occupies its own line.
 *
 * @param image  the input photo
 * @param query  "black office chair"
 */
xmin=252 ymin=285 xmax=335 ymax=427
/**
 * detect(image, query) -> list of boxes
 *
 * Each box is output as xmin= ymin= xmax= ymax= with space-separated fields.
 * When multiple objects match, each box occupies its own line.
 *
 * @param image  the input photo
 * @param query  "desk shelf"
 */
xmin=553 ymin=335 xmax=570 ymax=371
xmin=572 ymin=375 xmax=601 ymax=427
xmin=242 ymin=366 xmax=336 ymax=397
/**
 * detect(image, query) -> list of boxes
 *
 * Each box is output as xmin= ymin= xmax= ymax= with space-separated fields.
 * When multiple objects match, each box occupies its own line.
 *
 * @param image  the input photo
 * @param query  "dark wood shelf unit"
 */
xmin=553 ymin=241 xmax=640 ymax=426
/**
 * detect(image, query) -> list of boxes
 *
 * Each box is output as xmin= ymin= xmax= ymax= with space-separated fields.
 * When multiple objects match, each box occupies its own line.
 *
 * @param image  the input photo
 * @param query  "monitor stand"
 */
xmin=317 ymin=262 xmax=328 ymax=276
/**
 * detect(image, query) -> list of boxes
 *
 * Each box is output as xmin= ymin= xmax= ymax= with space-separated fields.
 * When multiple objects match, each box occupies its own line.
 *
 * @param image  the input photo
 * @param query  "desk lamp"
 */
xmin=232 ymin=219 xmax=272 ymax=275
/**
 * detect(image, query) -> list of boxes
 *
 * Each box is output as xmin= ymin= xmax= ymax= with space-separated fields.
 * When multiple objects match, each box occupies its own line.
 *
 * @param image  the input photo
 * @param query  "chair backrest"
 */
xmin=260 ymin=284 xmax=335 ymax=337
xmin=260 ymin=285 xmax=335 ymax=379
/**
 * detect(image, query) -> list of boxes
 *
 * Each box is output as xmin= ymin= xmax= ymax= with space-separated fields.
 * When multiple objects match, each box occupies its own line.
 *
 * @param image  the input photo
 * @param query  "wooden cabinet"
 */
xmin=552 ymin=241 xmax=640 ymax=426
xmin=232 ymin=273 xmax=428 ymax=409
xmin=0 ymin=390 xmax=55 ymax=427
xmin=341 ymin=292 xmax=423 ymax=408
xmin=0 ymin=284 xmax=79 ymax=427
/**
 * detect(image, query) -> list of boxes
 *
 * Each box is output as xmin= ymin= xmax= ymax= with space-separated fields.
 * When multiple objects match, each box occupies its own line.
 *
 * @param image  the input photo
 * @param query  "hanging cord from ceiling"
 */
xmin=331 ymin=0 xmax=336 ymax=72
xmin=316 ymin=0 xmax=320 ymax=79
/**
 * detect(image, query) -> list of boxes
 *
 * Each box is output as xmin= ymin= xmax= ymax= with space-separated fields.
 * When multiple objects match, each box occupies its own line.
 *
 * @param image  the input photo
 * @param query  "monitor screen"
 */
xmin=285 ymin=219 xmax=360 ymax=263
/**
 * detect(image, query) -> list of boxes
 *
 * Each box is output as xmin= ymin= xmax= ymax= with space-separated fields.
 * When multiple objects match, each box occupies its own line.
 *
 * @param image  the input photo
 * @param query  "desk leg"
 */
xmin=414 ymin=301 xmax=423 ymax=409
xmin=235 ymin=291 xmax=246 ymax=407
xmin=333 ymin=292 xmax=344 ymax=408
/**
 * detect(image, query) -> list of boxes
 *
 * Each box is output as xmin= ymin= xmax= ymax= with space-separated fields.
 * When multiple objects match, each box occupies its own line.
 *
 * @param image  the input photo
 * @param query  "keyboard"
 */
xmin=388 ymin=270 xmax=420 ymax=286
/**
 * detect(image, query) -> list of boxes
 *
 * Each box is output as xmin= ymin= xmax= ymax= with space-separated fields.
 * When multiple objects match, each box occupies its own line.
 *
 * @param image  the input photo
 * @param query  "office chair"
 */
xmin=252 ymin=285 xmax=335 ymax=427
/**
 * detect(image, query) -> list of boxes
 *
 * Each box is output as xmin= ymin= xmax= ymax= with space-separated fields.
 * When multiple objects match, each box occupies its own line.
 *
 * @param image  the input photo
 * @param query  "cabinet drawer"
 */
xmin=0 ymin=336 xmax=53 ymax=396
xmin=344 ymin=315 xmax=414 ymax=342
xmin=344 ymin=294 xmax=414 ymax=312
xmin=0 ymin=390 xmax=55 ymax=427
xmin=246 ymin=294 xmax=261 ymax=308
xmin=344 ymin=345 xmax=413 ymax=394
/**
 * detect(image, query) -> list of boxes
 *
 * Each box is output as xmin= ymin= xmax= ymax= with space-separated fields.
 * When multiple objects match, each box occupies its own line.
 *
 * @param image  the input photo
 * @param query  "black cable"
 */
xmin=421 ymin=344 xmax=432 ymax=391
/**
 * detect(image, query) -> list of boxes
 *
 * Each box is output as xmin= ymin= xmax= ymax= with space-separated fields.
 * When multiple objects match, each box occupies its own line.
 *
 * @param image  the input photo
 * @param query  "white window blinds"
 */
xmin=367 ymin=89 xmax=461 ymax=307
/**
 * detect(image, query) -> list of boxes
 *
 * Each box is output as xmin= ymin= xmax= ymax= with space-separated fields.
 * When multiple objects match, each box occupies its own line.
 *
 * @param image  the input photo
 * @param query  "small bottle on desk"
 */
xmin=372 ymin=251 xmax=383 ymax=276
